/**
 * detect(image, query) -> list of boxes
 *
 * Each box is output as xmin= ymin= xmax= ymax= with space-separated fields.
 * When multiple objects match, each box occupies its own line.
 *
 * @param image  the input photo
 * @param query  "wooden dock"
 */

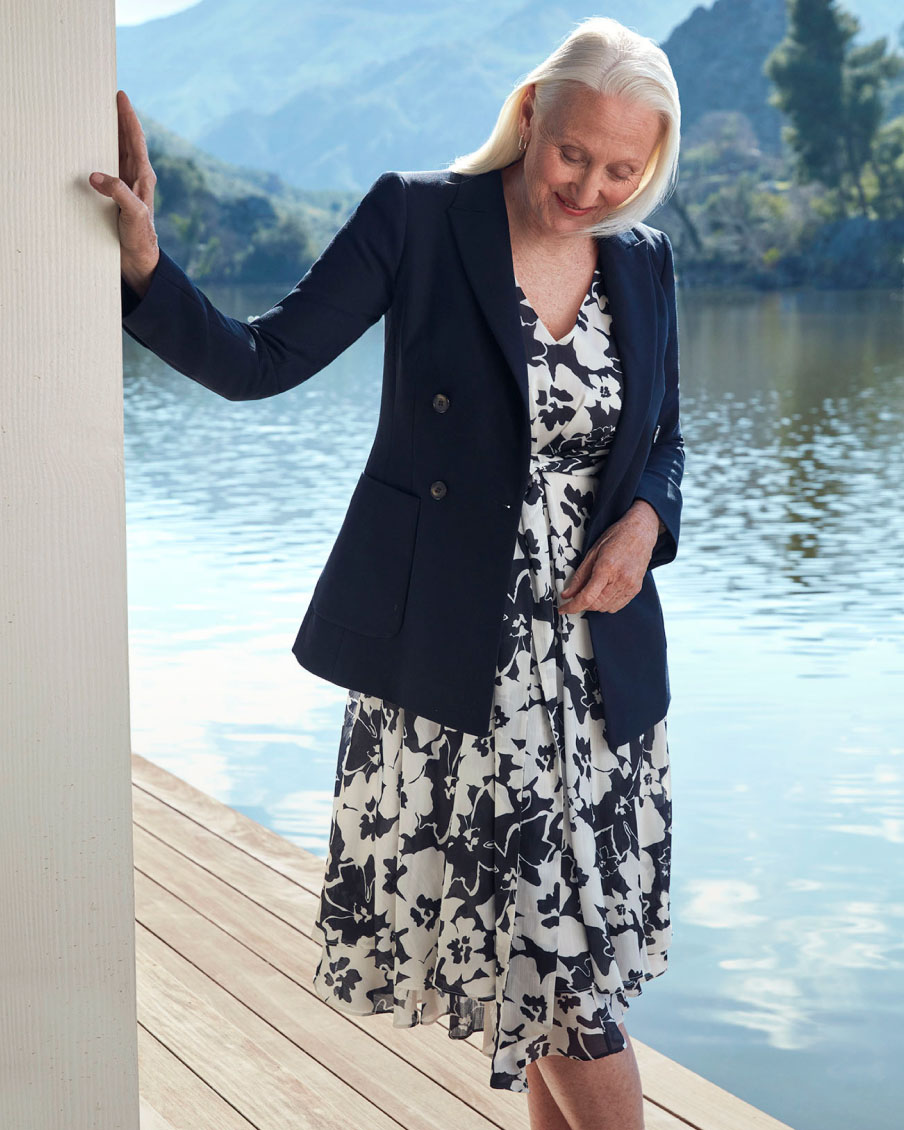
xmin=132 ymin=751 xmax=795 ymax=1130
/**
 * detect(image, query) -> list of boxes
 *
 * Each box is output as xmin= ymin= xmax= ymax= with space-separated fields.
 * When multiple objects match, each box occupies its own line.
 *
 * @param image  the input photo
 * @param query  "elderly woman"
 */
xmin=91 ymin=14 xmax=683 ymax=1129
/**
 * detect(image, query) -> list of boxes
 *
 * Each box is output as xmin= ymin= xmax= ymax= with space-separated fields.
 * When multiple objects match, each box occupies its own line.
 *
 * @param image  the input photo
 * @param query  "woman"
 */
xmin=91 ymin=15 xmax=683 ymax=1130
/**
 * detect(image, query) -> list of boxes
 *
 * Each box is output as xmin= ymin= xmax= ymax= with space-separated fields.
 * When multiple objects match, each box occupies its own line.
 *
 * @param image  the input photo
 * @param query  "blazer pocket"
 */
xmin=311 ymin=470 xmax=421 ymax=639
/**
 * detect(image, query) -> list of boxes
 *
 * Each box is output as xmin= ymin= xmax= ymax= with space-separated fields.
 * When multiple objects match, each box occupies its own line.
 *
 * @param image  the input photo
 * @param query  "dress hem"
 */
xmin=311 ymin=950 xmax=670 ymax=1094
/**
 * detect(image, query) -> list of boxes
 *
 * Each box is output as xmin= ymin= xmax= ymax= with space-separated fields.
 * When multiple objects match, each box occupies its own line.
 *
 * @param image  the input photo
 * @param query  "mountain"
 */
xmin=116 ymin=0 xmax=693 ymax=189
xmin=137 ymin=115 xmax=363 ymax=281
xmin=118 ymin=0 xmax=902 ymax=191
xmin=117 ymin=0 xmax=904 ymax=202
xmin=665 ymin=0 xmax=789 ymax=154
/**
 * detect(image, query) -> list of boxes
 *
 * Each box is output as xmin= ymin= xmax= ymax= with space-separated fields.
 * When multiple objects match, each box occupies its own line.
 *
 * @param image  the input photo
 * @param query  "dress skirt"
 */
xmin=311 ymin=263 xmax=672 ymax=1093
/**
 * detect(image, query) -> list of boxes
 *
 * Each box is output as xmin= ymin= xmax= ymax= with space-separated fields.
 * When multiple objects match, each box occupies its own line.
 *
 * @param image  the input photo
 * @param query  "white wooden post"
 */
xmin=0 ymin=1 xmax=140 ymax=1127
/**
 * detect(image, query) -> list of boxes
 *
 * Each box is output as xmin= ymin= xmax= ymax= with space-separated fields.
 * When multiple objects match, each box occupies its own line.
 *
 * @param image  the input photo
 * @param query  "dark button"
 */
xmin=430 ymin=480 xmax=447 ymax=500
xmin=432 ymin=392 xmax=450 ymax=413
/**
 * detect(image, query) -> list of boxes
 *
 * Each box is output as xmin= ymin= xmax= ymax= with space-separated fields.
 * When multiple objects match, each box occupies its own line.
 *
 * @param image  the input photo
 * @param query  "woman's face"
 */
xmin=516 ymin=83 xmax=663 ymax=235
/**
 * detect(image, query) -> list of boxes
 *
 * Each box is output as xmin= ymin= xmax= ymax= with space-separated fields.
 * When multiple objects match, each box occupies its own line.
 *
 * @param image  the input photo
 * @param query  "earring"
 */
xmin=518 ymin=133 xmax=527 ymax=152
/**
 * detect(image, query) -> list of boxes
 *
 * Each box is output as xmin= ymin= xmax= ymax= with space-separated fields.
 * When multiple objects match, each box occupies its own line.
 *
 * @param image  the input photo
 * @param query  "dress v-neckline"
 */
xmin=515 ymin=264 xmax=599 ymax=346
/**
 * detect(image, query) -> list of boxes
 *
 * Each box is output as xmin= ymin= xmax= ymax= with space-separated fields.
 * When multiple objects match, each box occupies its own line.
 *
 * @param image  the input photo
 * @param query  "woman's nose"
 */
xmin=565 ymin=184 xmax=602 ymax=209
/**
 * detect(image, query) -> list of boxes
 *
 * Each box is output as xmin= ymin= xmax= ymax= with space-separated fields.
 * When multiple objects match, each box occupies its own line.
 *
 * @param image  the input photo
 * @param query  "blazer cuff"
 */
xmin=121 ymin=247 xmax=191 ymax=336
xmin=633 ymin=481 xmax=680 ymax=569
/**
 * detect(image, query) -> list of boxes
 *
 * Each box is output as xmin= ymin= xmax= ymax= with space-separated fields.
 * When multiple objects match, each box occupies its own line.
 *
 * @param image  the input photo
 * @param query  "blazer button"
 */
xmin=430 ymin=480 xmax=447 ymax=500
xmin=432 ymin=392 xmax=450 ymax=413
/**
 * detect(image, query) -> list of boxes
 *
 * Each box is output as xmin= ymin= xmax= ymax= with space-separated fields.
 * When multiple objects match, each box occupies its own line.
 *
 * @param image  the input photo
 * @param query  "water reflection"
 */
xmin=680 ymin=288 xmax=903 ymax=629
xmin=124 ymin=279 xmax=904 ymax=1130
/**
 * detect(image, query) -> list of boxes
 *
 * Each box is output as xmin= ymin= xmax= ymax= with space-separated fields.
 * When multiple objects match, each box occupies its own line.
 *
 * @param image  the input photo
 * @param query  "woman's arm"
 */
xmin=631 ymin=230 xmax=684 ymax=569
xmin=121 ymin=170 xmax=408 ymax=401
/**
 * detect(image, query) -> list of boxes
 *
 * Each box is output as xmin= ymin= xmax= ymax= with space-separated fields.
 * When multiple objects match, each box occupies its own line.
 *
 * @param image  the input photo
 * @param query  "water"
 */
xmin=123 ymin=278 xmax=904 ymax=1130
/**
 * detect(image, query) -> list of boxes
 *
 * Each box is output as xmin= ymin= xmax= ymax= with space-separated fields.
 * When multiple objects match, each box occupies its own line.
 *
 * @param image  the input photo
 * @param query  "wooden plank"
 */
xmin=132 ymin=755 xmax=796 ymax=1130
xmin=131 ymin=780 xmax=488 ymax=1057
xmin=132 ymin=781 xmax=320 ymax=938
xmin=643 ymin=1106 xmax=699 ymax=1130
xmin=138 ymin=910 xmax=500 ymax=1130
xmin=134 ymin=865 xmax=692 ymax=1130
xmin=132 ymin=751 xmax=325 ymax=892
xmin=133 ymin=830 xmax=523 ymax=1128
xmin=138 ymin=1022 xmax=256 ymax=1130
xmin=139 ymin=1096 xmax=177 ymax=1130
xmin=633 ymin=1043 xmax=796 ymax=1130
xmin=138 ymin=936 xmax=405 ymax=1130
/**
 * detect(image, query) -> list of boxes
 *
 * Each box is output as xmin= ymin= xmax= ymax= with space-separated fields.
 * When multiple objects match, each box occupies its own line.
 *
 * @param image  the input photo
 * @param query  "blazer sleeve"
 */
xmin=120 ymin=170 xmax=407 ymax=401
xmin=633 ymin=230 xmax=685 ymax=569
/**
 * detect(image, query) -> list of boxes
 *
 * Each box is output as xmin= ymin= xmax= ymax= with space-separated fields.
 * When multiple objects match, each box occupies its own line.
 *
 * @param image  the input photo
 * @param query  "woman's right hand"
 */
xmin=88 ymin=89 xmax=159 ymax=298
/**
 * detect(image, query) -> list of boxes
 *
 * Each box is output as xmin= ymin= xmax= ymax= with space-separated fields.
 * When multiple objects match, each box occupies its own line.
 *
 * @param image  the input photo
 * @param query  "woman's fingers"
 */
xmin=559 ymin=511 xmax=657 ymax=614
xmin=89 ymin=91 xmax=152 ymax=208
xmin=119 ymin=91 xmax=152 ymax=171
xmin=560 ymin=564 xmax=613 ymax=613
xmin=561 ymin=536 xmax=603 ymax=597
xmin=88 ymin=171 xmax=137 ymax=215
xmin=558 ymin=534 xmax=642 ymax=615
xmin=116 ymin=91 xmax=156 ymax=211
xmin=88 ymin=89 xmax=159 ymax=272
xmin=559 ymin=569 xmax=632 ymax=615
xmin=117 ymin=91 xmax=130 ymax=179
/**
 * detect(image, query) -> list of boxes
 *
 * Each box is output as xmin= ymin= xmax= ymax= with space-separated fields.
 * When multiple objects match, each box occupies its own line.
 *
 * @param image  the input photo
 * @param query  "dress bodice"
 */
xmin=514 ymin=262 xmax=624 ymax=478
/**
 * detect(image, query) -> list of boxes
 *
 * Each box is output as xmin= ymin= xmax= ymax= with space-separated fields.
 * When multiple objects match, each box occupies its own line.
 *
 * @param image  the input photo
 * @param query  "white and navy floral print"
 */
xmin=311 ymin=262 xmax=672 ymax=1094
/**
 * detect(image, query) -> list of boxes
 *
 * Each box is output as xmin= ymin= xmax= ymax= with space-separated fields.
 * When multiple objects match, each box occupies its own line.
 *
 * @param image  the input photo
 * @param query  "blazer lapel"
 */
xmin=448 ymin=168 xmax=530 ymax=411
xmin=448 ymin=166 xmax=660 ymax=513
xmin=593 ymin=225 xmax=662 ymax=517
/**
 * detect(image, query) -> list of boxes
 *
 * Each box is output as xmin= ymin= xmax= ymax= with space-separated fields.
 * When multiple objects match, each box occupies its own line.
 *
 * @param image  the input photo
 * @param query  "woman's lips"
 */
xmin=555 ymin=192 xmax=593 ymax=215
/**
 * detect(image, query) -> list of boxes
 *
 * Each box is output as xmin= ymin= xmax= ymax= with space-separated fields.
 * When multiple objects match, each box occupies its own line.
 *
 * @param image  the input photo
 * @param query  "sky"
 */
xmin=116 ymin=0 xmax=200 ymax=26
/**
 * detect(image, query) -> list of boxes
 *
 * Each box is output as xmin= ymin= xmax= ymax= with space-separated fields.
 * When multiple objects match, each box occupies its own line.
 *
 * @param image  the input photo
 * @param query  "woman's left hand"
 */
xmin=558 ymin=501 xmax=662 ymax=615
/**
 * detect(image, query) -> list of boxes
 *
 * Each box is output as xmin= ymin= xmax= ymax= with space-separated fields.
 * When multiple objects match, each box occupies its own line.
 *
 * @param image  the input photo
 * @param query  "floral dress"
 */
xmin=311 ymin=261 xmax=672 ymax=1094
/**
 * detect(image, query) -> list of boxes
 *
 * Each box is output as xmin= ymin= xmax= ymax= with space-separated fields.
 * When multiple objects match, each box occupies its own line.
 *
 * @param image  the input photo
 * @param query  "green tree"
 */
xmin=868 ymin=116 xmax=904 ymax=218
xmin=765 ymin=0 xmax=852 ymax=201
xmin=841 ymin=36 xmax=904 ymax=212
xmin=240 ymin=214 xmax=315 ymax=283
xmin=149 ymin=150 xmax=209 ymax=215
xmin=765 ymin=0 xmax=903 ymax=216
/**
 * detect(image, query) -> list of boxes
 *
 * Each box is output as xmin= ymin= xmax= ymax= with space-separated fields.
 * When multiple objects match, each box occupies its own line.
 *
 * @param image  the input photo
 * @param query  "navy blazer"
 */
xmin=121 ymin=162 xmax=685 ymax=749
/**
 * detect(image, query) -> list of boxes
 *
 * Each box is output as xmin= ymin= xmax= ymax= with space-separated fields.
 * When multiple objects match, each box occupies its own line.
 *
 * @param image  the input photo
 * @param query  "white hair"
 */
xmin=445 ymin=16 xmax=681 ymax=238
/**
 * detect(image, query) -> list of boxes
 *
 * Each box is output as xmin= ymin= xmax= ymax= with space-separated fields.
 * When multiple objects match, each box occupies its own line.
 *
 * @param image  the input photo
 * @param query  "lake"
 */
xmin=123 ymin=276 xmax=903 ymax=1130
